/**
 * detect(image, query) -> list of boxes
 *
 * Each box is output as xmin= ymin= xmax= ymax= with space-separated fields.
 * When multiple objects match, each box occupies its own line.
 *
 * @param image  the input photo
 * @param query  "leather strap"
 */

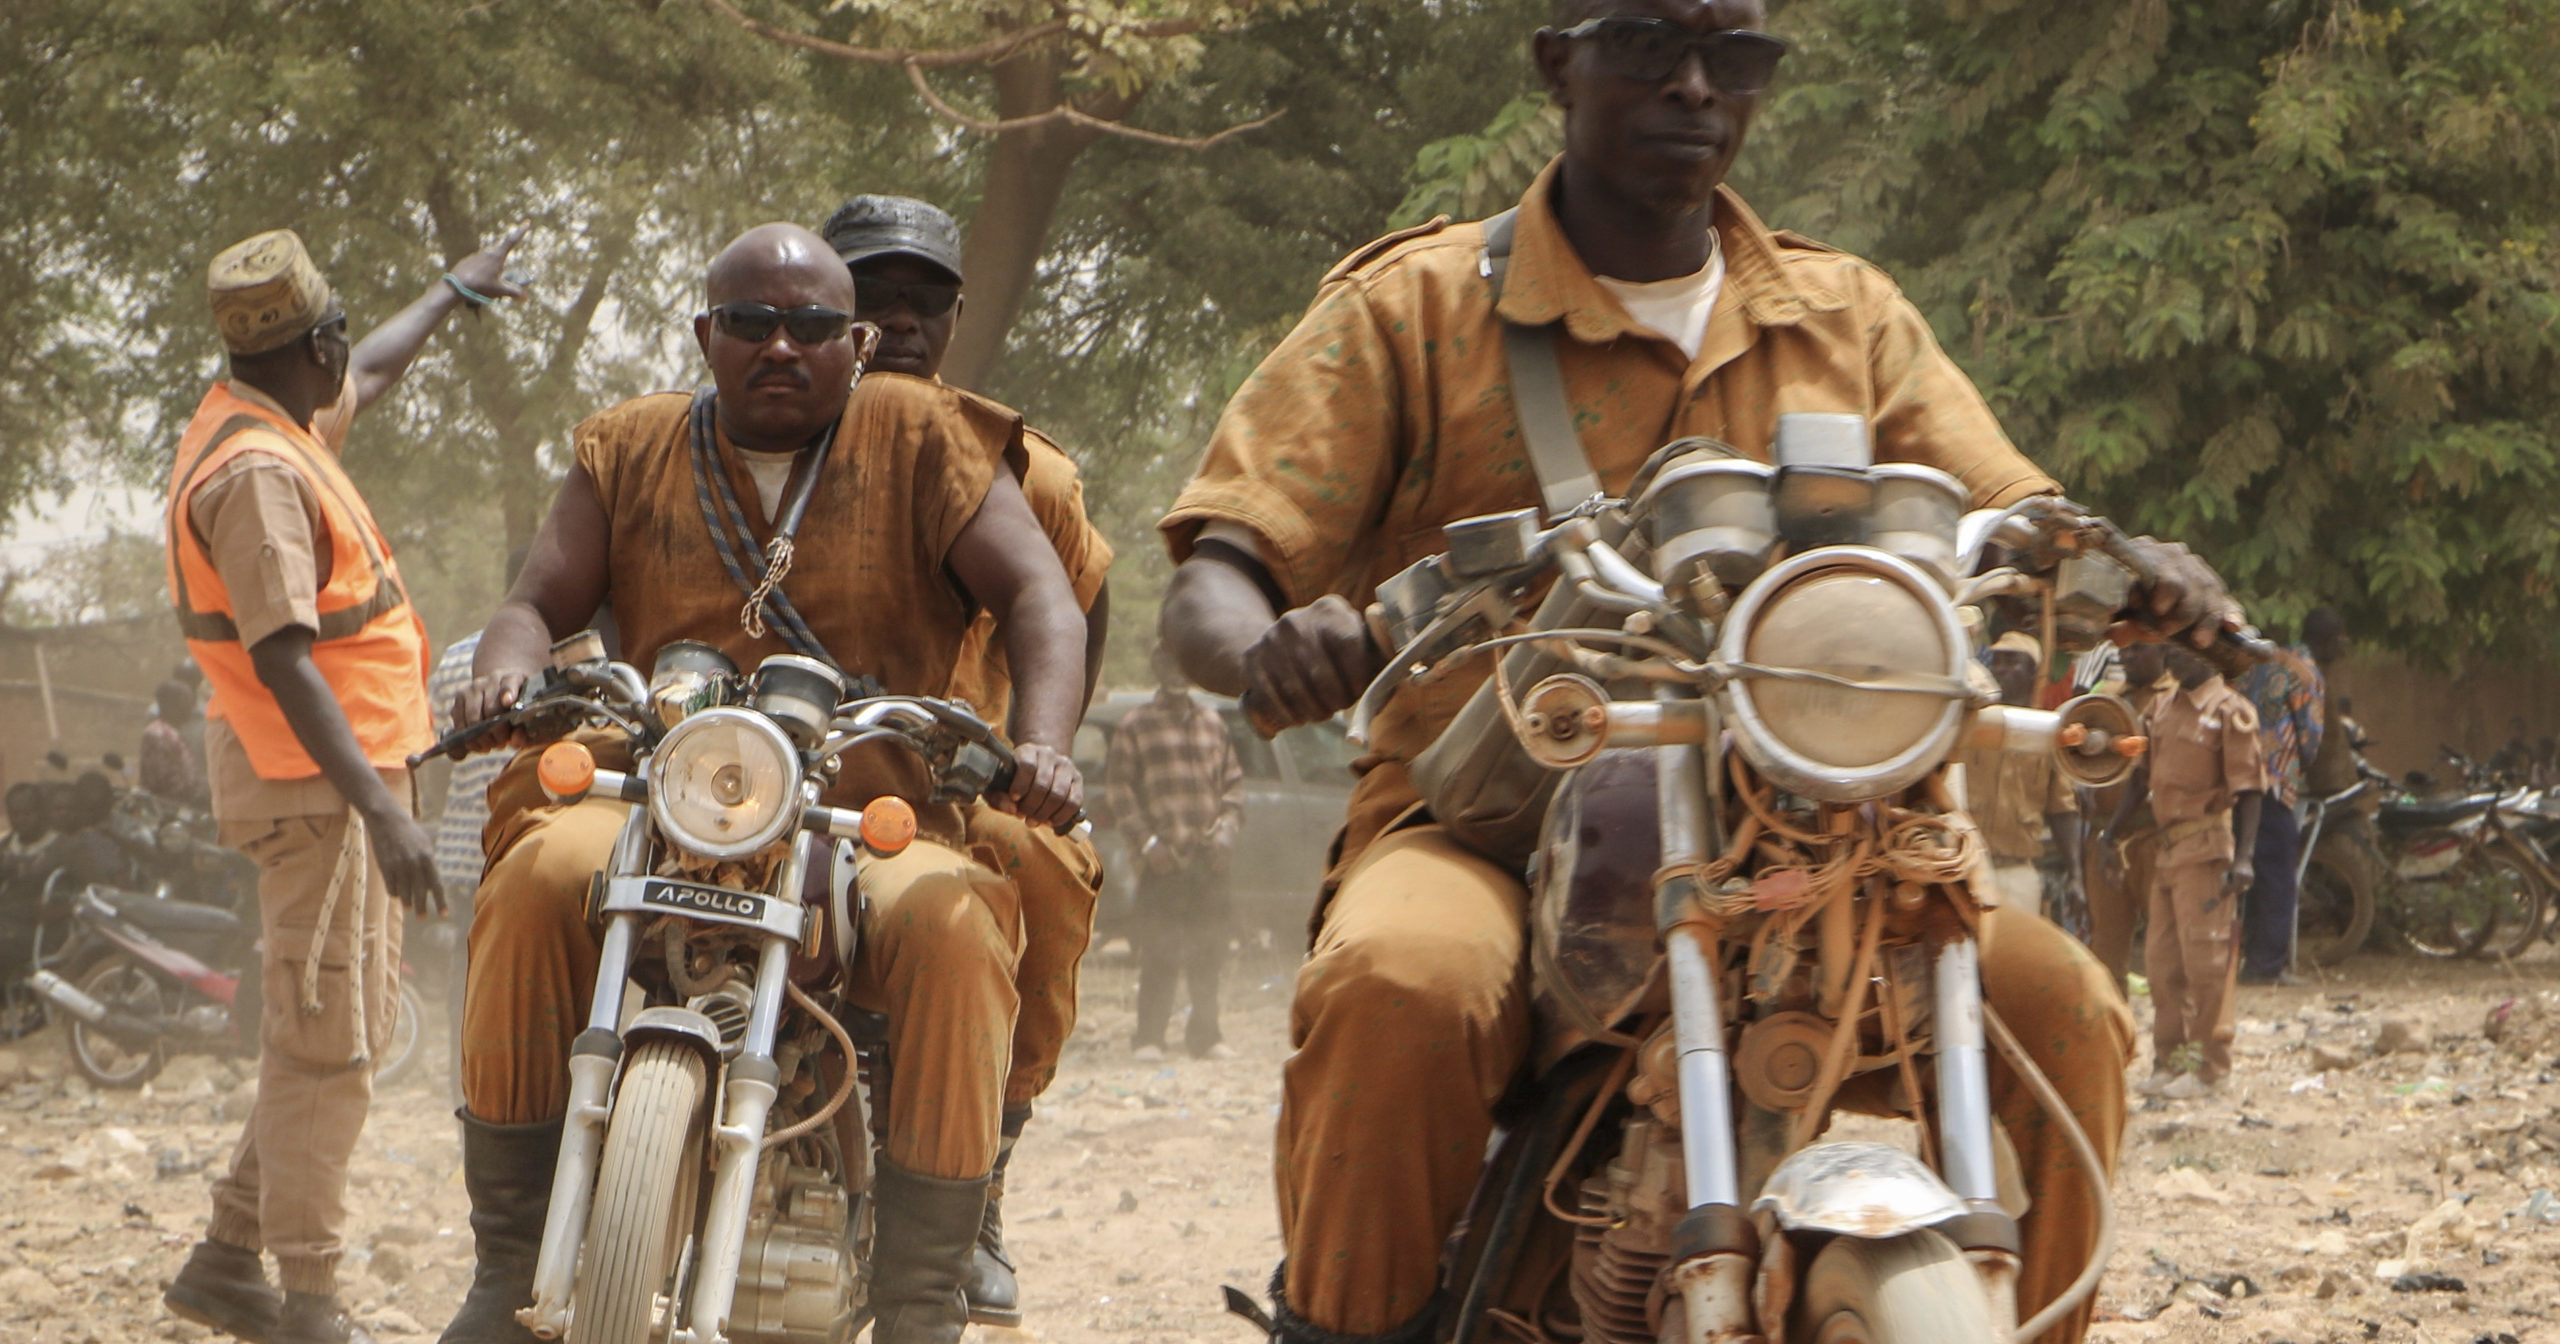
xmin=1482 ymin=209 xmax=1601 ymax=520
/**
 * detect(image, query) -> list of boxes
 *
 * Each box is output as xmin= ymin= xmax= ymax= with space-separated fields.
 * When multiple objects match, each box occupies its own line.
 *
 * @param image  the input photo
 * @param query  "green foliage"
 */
xmin=1393 ymin=95 xmax=1563 ymax=228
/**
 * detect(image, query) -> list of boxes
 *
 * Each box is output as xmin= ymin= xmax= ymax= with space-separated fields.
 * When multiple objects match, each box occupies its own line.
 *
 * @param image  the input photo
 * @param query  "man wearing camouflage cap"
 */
xmin=160 ymin=224 xmax=525 ymax=1344
xmin=819 ymin=194 xmax=1114 ymax=1330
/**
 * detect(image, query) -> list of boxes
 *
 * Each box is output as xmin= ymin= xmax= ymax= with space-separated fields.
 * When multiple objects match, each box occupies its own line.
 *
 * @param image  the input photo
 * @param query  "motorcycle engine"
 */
xmin=729 ymin=1157 xmax=859 ymax=1344
xmin=1570 ymin=1113 xmax=1686 ymax=1344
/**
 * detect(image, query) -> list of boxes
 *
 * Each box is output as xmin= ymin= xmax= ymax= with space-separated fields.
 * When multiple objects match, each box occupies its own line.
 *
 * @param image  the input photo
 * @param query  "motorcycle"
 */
xmin=1262 ymin=419 xmax=2212 ymax=1343
xmin=25 ymin=875 xmax=426 ymax=1089
xmin=425 ymin=632 xmax=1068 ymax=1344
xmin=2297 ymin=745 xmax=2555 ymax=962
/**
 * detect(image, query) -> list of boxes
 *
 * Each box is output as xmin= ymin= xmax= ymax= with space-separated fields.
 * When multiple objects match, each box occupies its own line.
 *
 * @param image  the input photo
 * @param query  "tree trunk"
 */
xmin=940 ymin=48 xmax=1110 ymax=392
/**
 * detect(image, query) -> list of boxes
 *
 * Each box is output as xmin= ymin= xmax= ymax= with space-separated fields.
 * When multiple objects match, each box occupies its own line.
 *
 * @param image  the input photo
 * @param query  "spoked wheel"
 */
xmin=1799 ymin=1230 xmax=1994 ymax=1343
xmin=2469 ymin=847 xmax=2546 ymax=961
xmin=373 ymin=980 xmax=428 ymax=1088
xmin=2297 ymin=841 xmax=2376 ymax=967
xmin=571 ymin=1039 xmax=709 ymax=1344
xmin=68 ymin=955 xmax=170 ymax=1089
xmin=2400 ymin=857 xmax=2505 ymax=958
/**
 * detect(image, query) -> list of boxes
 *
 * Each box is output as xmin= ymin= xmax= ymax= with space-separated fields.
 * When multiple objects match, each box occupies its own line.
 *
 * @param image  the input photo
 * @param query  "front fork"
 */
xmin=518 ymin=812 xmax=808 ymax=1344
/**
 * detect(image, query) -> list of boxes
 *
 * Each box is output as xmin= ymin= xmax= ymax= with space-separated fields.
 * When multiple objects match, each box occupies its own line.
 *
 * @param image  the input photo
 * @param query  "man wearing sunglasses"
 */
xmin=440 ymin=222 xmax=1087 ymax=1344
xmin=1155 ymin=3 xmax=2235 ymax=1342
xmin=820 ymin=194 xmax=1114 ymax=1332
xmin=161 ymin=225 xmax=526 ymax=1344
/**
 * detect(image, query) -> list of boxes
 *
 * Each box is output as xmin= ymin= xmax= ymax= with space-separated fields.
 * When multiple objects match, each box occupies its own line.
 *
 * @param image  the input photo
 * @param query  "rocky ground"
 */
xmin=0 ymin=944 xmax=2554 ymax=1343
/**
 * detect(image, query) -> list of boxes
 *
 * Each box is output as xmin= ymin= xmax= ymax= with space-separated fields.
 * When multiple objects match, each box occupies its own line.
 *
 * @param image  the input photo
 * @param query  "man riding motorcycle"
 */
xmin=438 ymin=223 xmax=1086 ymax=1344
xmin=1158 ymin=3 xmax=2235 ymax=1341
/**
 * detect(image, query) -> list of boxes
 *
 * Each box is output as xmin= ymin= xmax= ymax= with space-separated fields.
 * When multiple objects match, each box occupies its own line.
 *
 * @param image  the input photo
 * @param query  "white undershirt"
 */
xmin=737 ymin=448 xmax=799 ymax=522
xmin=1594 ymin=230 xmax=1724 ymax=361
xmin=1191 ymin=236 xmax=1727 ymax=566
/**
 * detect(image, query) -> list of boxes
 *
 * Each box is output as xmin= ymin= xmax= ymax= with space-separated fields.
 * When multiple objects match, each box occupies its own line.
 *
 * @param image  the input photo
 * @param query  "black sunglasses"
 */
xmin=309 ymin=314 xmax=349 ymax=345
xmin=704 ymin=302 xmax=857 ymax=346
xmin=1556 ymin=18 xmax=1789 ymax=93
xmin=854 ymin=280 xmax=961 ymax=320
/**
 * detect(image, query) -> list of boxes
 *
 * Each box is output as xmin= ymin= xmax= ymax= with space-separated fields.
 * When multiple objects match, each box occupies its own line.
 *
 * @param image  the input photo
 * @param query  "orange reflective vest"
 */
xmin=162 ymin=382 xmax=432 ymax=780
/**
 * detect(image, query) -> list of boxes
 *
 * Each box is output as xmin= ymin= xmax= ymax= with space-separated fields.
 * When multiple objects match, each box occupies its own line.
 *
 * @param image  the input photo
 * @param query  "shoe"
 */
xmin=1195 ymin=1043 xmax=1239 ymax=1061
xmin=276 ymin=1294 xmax=375 ymax=1344
xmin=2134 ymin=1069 xmax=2178 ymax=1096
xmin=1132 ymin=1044 xmax=1166 ymax=1063
xmin=871 ymin=1159 xmax=991 ymax=1344
xmin=165 ymin=1239 xmax=281 ymax=1344
xmin=963 ymin=1107 xmax=1030 ymax=1328
xmin=1228 ymin=1266 xmax=1442 ymax=1344
xmin=2240 ymin=968 xmax=2310 ymax=987
xmin=2159 ymin=1072 xmax=2216 ymax=1100
xmin=437 ymin=1111 xmax=560 ymax=1344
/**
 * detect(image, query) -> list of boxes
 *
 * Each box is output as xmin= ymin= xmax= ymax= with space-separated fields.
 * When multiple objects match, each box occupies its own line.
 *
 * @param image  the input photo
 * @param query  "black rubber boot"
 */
xmin=164 ymin=1239 xmax=281 ymax=1343
xmin=1225 ymin=1266 xmax=1442 ymax=1344
xmin=436 ymin=1111 xmax=561 ymax=1344
xmin=962 ymin=1105 xmax=1031 ymax=1327
xmin=870 ymin=1159 xmax=991 ymax=1344
xmin=276 ymin=1293 xmax=377 ymax=1344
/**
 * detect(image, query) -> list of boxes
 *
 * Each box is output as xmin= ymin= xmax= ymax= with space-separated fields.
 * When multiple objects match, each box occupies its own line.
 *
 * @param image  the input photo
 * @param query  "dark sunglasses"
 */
xmin=309 ymin=314 xmax=349 ymax=345
xmin=854 ymin=280 xmax=961 ymax=320
xmin=1556 ymin=18 xmax=1789 ymax=93
xmin=704 ymin=302 xmax=857 ymax=346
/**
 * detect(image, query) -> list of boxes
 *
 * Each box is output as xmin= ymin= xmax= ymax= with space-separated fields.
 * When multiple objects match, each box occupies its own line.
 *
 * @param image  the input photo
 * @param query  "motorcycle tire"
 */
xmin=2468 ymin=847 xmax=2545 ymax=962
xmin=2298 ymin=838 xmax=2376 ymax=967
xmin=571 ymin=1039 xmax=708 ymax=1344
xmin=67 ymin=954 xmax=168 ymax=1089
xmin=2398 ymin=855 xmax=2504 ymax=959
xmin=372 ymin=981 xmax=428 ymax=1089
xmin=1797 ymin=1229 xmax=1993 ymax=1344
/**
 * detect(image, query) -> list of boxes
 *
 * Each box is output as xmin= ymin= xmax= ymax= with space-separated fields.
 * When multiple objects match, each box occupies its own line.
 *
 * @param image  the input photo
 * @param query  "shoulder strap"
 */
xmin=1480 ymin=209 xmax=1601 ymax=519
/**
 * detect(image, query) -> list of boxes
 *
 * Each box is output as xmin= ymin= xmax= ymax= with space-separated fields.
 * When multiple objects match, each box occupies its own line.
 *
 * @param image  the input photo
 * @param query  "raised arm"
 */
xmin=346 ymin=225 xmax=530 ymax=415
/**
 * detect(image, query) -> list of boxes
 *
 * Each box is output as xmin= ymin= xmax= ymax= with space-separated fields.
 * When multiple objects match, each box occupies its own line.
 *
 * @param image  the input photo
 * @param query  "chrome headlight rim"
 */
xmin=645 ymin=706 xmax=803 ymax=860
xmin=1716 ymin=546 xmax=1970 ymax=804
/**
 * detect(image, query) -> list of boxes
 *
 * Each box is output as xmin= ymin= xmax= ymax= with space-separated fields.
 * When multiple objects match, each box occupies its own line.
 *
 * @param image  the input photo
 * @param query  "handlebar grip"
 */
xmin=405 ymin=715 xmax=508 ymax=771
xmin=1238 ymin=688 xmax=1289 ymax=741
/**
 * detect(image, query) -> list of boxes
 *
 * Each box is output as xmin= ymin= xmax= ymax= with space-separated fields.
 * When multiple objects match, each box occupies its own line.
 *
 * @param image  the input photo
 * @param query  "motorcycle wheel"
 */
xmin=571 ymin=1039 xmax=708 ymax=1344
xmin=1798 ymin=1230 xmax=1993 ymax=1343
xmin=2468 ymin=848 xmax=2545 ymax=962
xmin=67 ymin=954 xmax=168 ymax=1089
xmin=2297 ymin=839 xmax=2376 ymax=967
xmin=372 ymin=981 xmax=428 ymax=1088
xmin=2398 ymin=852 xmax=2510 ymax=958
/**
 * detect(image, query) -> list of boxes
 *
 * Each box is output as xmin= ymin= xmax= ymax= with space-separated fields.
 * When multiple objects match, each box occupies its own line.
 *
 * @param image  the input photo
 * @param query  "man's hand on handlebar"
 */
xmin=1242 ymin=595 xmax=1384 ymax=733
xmin=996 ymin=743 xmax=1084 ymax=831
xmin=449 ymin=671 xmax=531 ymax=754
xmin=2111 ymin=536 xmax=2239 ymax=650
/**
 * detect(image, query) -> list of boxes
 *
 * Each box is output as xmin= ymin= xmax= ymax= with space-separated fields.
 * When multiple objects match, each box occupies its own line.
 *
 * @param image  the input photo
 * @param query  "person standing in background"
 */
xmin=1105 ymin=643 xmax=1245 ymax=1063
xmin=158 ymin=224 xmax=523 ymax=1344
xmin=2086 ymin=641 xmax=2174 ymax=994
xmin=1958 ymin=631 xmax=2083 ymax=929
xmin=142 ymin=679 xmax=209 ymax=806
xmin=2116 ymin=645 xmax=2265 ymax=1098
xmin=2238 ymin=621 xmax=2324 ymax=984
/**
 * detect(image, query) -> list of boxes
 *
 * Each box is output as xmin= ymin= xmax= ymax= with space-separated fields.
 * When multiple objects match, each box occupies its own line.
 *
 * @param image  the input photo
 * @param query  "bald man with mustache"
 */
xmin=437 ymin=224 xmax=1085 ymax=1344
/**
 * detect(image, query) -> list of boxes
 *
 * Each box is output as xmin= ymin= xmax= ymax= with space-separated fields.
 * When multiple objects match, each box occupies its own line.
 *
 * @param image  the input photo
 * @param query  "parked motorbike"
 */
xmin=1266 ymin=420 xmax=2216 ymax=1342
xmin=427 ymin=632 xmax=1071 ymax=1344
xmin=26 ymin=876 xmax=425 ymax=1089
xmin=2298 ymin=745 xmax=2555 ymax=962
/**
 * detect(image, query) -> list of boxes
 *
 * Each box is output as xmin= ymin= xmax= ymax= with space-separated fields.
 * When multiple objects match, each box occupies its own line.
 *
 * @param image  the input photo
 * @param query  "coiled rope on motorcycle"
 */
xmin=1983 ymin=1002 xmax=2116 ymax=1344
xmin=762 ymin=980 xmax=859 ymax=1151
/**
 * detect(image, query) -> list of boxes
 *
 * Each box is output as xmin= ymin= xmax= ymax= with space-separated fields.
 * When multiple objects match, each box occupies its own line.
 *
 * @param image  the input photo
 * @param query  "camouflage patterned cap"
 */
xmin=207 ymin=229 xmax=334 ymax=355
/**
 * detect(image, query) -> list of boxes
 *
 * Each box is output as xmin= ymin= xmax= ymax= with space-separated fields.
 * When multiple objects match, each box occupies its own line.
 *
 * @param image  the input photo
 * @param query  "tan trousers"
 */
xmin=2146 ymin=857 xmax=2240 ymax=1081
xmin=964 ymin=808 xmax=1103 ymax=1110
xmin=462 ymin=789 xmax=1025 ymax=1179
xmin=207 ymin=812 xmax=403 ymax=1297
xmin=1278 ymin=824 xmax=2131 ymax=1344
xmin=2086 ymin=833 xmax=2157 ymax=993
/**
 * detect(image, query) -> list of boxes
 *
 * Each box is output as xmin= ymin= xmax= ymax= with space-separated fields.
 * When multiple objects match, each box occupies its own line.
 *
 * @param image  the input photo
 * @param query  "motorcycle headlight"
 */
xmin=1717 ymin=548 xmax=1970 ymax=803
xmin=646 ymin=707 xmax=802 ymax=860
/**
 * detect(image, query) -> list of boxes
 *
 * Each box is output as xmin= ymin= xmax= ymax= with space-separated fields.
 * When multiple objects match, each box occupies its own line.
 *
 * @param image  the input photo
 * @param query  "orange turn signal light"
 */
xmin=860 ymin=796 xmax=917 ymax=856
xmin=538 ymin=741 xmax=597 ymax=801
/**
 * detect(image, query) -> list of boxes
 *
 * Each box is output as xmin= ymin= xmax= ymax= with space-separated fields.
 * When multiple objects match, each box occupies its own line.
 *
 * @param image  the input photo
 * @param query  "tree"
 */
xmin=1402 ymin=0 xmax=2560 ymax=665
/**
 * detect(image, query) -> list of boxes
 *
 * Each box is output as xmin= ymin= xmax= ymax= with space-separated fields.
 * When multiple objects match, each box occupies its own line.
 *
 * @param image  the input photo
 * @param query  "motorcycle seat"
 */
xmin=2378 ymin=793 xmax=2497 ymax=830
xmin=96 ymin=890 xmax=243 ymax=938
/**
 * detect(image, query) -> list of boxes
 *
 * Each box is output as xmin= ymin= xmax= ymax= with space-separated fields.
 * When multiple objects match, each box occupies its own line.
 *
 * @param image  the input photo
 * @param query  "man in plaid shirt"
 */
xmin=1106 ymin=642 xmax=1245 ymax=1060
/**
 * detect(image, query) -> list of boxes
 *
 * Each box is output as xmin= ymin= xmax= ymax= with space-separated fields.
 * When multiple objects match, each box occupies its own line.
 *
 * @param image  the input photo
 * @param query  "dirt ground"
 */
xmin=0 ymin=942 xmax=2555 ymax=1344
